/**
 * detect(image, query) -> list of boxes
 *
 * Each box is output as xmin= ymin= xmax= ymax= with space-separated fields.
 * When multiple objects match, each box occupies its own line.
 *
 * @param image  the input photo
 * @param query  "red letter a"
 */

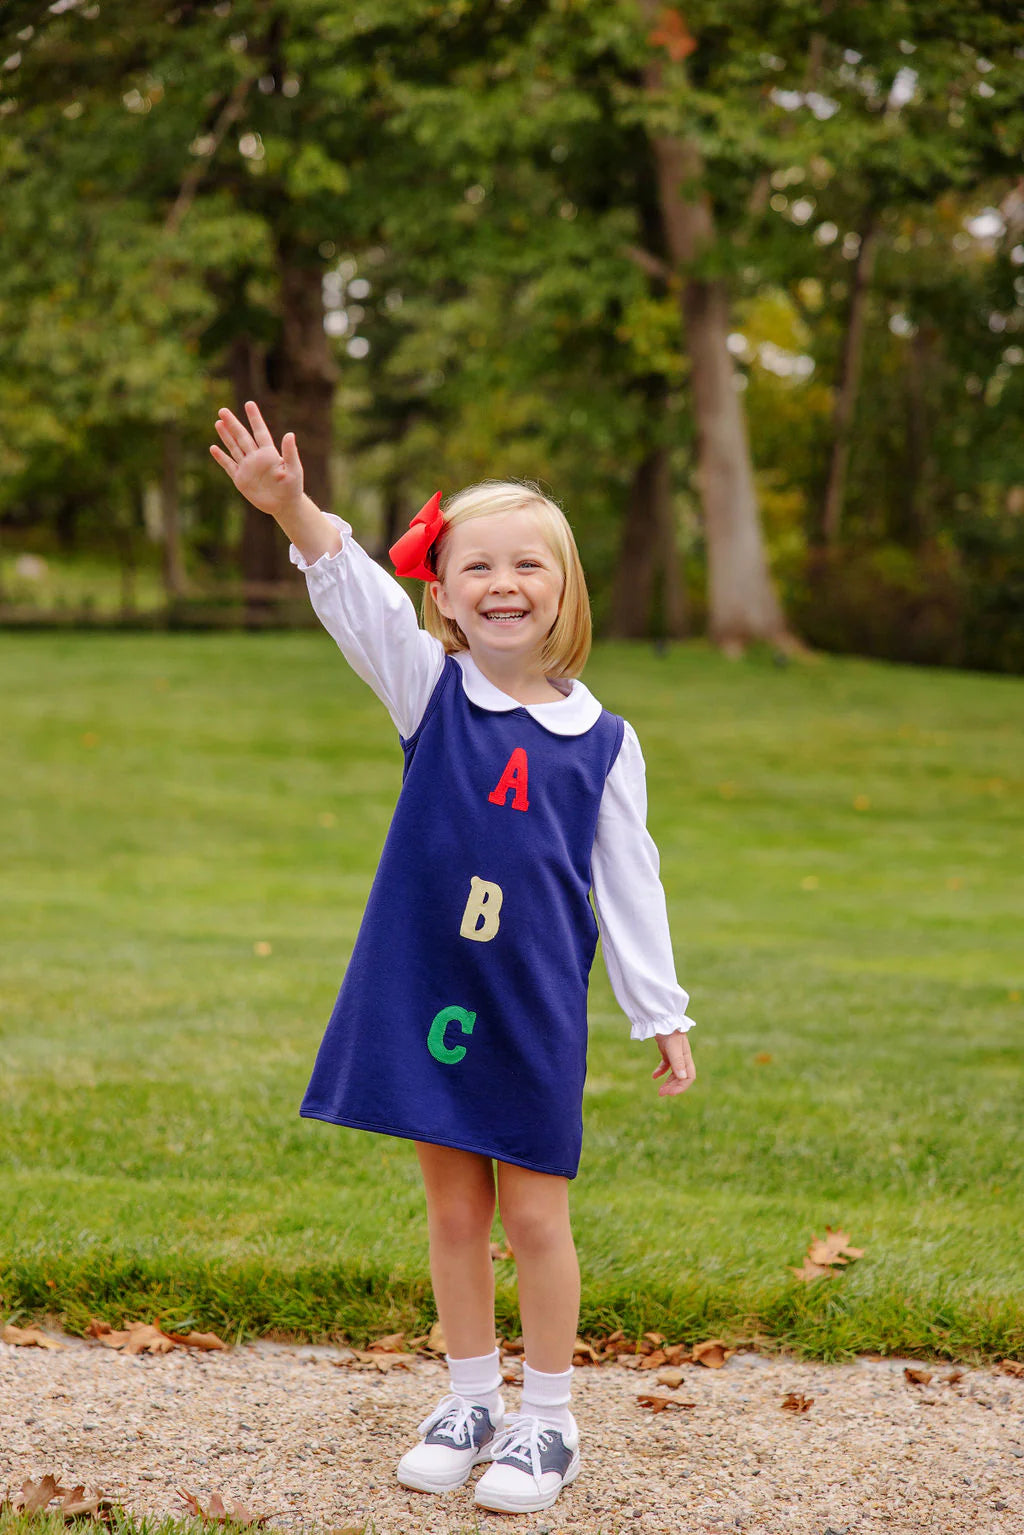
xmin=488 ymin=748 xmax=530 ymax=812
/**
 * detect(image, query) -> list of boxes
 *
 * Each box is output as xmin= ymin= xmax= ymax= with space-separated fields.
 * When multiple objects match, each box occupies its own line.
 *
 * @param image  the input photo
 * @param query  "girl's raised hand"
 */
xmin=210 ymin=400 xmax=303 ymax=520
xmin=652 ymin=1031 xmax=696 ymax=1097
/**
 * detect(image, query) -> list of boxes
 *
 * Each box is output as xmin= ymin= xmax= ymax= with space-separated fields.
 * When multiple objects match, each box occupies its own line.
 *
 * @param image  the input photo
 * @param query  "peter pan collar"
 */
xmin=454 ymin=652 xmax=602 ymax=736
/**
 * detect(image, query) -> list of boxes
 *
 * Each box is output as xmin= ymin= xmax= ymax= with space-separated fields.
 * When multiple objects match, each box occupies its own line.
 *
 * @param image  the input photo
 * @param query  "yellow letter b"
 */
xmin=459 ymin=876 xmax=503 ymax=943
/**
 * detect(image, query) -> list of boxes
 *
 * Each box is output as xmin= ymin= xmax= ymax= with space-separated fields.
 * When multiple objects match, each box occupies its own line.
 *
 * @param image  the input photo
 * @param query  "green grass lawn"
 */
xmin=1 ymin=631 xmax=1021 ymax=1360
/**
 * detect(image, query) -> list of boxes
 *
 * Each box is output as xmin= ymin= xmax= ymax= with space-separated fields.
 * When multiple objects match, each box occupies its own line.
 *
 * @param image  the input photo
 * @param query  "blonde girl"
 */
xmin=210 ymin=401 xmax=696 ymax=1516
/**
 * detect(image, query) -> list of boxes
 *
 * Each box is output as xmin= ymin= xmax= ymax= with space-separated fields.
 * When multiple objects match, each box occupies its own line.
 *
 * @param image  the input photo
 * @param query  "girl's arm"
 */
xmin=210 ymin=403 xmax=443 ymax=737
xmin=590 ymin=723 xmax=696 ymax=1096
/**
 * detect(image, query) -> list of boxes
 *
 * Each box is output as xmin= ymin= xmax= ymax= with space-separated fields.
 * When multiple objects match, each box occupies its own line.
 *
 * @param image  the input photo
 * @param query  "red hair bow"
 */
xmin=389 ymin=491 xmax=444 ymax=581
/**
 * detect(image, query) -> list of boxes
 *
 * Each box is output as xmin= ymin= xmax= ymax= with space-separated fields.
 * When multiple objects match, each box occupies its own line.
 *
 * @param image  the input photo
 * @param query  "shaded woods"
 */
xmin=1 ymin=1 xmax=1022 ymax=669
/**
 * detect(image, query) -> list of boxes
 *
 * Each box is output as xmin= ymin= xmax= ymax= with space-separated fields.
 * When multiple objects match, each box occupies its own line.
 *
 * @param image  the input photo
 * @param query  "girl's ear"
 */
xmin=431 ymin=579 xmax=453 ymax=619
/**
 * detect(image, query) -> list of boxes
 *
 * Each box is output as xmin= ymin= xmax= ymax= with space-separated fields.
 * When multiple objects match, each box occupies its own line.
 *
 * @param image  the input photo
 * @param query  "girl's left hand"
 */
xmin=652 ymin=1031 xmax=696 ymax=1096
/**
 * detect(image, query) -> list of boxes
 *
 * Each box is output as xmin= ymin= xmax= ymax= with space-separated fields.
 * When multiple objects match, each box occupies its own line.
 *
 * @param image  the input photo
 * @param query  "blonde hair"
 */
xmin=421 ymin=479 xmax=592 ymax=679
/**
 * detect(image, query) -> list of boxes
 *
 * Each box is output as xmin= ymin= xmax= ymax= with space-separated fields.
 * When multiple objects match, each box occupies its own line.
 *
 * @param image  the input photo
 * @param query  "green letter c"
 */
xmin=427 ymin=1005 xmax=477 ymax=1065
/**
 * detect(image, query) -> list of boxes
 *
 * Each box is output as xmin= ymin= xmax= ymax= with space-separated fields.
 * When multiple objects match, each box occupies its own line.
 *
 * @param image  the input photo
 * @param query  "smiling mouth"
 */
xmin=483 ymin=611 xmax=529 ymax=623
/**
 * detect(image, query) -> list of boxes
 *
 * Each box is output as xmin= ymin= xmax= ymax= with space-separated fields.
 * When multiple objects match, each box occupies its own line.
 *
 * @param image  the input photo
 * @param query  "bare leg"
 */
xmin=415 ymin=1142 xmax=497 ymax=1359
xmin=496 ymin=1162 xmax=580 ymax=1374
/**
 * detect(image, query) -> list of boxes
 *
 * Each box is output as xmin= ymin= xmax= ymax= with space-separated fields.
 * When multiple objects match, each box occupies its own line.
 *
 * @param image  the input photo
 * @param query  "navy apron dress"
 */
xmin=300 ymin=655 xmax=625 ymax=1178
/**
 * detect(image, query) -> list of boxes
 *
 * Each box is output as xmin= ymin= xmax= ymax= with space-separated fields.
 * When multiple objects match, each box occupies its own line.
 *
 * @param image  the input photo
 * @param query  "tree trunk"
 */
xmin=233 ymin=252 xmax=337 ymax=614
xmin=609 ymin=441 xmax=685 ymax=638
xmin=160 ymin=422 xmax=188 ymax=599
xmin=821 ymin=222 xmax=878 ymax=546
xmin=642 ymin=13 xmax=788 ymax=648
xmin=121 ymin=484 xmax=141 ymax=618
xmin=270 ymin=246 xmax=337 ymax=514
xmin=903 ymin=323 xmax=934 ymax=544
xmin=232 ymin=334 xmax=286 ymax=592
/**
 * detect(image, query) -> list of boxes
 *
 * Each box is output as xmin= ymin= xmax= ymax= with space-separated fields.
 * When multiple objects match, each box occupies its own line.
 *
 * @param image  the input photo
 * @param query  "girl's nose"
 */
xmin=490 ymin=568 xmax=518 ymax=591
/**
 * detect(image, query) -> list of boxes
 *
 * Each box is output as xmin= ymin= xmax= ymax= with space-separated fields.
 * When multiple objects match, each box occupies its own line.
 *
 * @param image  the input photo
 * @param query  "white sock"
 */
xmin=520 ymin=1361 xmax=574 ymax=1436
xmin=446 ymin=1349 xmax=504 ymax=1422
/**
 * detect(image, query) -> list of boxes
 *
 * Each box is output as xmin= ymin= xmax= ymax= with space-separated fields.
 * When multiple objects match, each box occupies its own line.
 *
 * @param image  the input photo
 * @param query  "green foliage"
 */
xmin=1 ymin=1 xmax=1023 ymax=664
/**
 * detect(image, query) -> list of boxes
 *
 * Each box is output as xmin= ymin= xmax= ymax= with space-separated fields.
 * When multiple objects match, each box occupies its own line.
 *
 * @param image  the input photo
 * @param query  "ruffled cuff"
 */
xmin=288 ymin=513 xmax=352 ymax=573
xmin=629 ymin=1014 xmax=697 ymax=1042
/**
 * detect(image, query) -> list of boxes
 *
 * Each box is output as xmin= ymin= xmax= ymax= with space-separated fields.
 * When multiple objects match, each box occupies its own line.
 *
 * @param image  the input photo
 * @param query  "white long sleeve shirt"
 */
xmin=290 ymin=516 xmax=695 ymax=1040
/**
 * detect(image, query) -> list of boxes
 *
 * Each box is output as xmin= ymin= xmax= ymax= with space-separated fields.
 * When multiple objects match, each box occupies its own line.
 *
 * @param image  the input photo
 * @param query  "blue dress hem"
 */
xmin=298 ymin=1105 xmax=578 ymax=1179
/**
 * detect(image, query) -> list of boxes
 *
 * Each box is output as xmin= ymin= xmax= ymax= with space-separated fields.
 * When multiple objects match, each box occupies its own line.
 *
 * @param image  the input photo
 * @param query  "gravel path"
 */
xmin=2 ymin=1333 xmax=1022 ymax=1534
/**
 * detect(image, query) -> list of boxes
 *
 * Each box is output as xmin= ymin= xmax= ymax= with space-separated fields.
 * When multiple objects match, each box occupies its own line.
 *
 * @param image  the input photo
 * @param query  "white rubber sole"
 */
xmin=396 ymin=1448 xmax=495 ymax=1495
xmin=473 ymin=1453 xmax=581 ymax=1513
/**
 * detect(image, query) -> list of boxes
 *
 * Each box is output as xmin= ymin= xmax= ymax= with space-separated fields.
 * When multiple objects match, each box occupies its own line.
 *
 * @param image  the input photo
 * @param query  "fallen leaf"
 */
xmin=1 ymin=1324 xmax=66 ymax=1350
xmin=643 ymin=1330 xmax=666 ymax=1346
xmin=8 ymin=1475 xmax=65 ymax=1514
xmin=996 ymin=1359 xmax=1024 ymax=1378
xmin=87 ymin=1319 xmax=176 ymax=1354
xmin=662 ymin=1343 xmax=688 ymax=1365
xmin=177 ymin=1489 xmax=269 ymax=1526
xmin=166 ymin=1331 xmax=228 ymax=1352
xmin=619 ymin=1354 xmax=644 ymax=1370
xmin=500 ymin=1335 xmax=525 ymax=1356
xmin=638 ymin=1349 xmax=668 ymax=1370
xmin=904 ymin=1367 xmax=933 ymax=1386
xmin=500 ymin=1367 xmax=522 ymax=1385
xmin=339 ymin=1348 xmax=412 ymax=1373
xmin=572 ymin=1338 xmax=601 ymax=1365
xmin=656 ymin=1367 xmax=686 ymax=1388
xmin=691 ymin=1339 xmax=733 ymax=1369
xmin=790 ymin=1259 xmax=836 ymax=1283
xmin=366 ymin=1332 xmax=406 ymax=1353
xmin=942 ymin=1370 xmax=964 ymax=1386
xmin=426 ymin=1321 xmax=446 ymax=1354
xmin=59 ymin=1485 xmax=119 ymax=1521
xmin=781 ymin=1392 xmax=813 ymax=1413
xmin=637 ymin=1392 xmax=696 ymax=1413
xmin=807 ymin=1227 xmax=865 ymax=1266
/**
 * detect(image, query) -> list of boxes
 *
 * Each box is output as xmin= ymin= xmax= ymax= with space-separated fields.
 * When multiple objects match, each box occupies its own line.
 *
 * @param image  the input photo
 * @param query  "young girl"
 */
xmin=210 ymin=401 xmax=696 ymax=1516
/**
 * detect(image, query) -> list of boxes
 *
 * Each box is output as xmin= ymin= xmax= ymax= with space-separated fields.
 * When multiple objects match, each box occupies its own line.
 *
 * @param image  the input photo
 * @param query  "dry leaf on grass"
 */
xmin=426 ymin=1321 xmax=446 ymax=1354
xmin=781 ymin=1392 xmax=814 ymax=1413
xmin=637 ymin=1392 xmax=696 ymax=1413
xmin=656 ymin=1367 xmax=686 ymax=1388
xmin=807 ymin=1228 xmax=865 ymax=1266
xmin=58 ymin=1485 xmax=120 ymax=1521
xmin=792 ymin=1225 xmax=865 ymax=1282
xmin=177 ymin=1489 xmax=270 ymax=1526
xmin=167 ymin=1331 xmax=228 ymax=1352
xmin=87 ymin=1319 xmax=227 ymax=1355
xmin=1 ymin=1476 xmax=118 ymax=1523
xmin=790 ymin=1259 xmax=837 ymax=1283
xmin=332 ymin=1348 xmax=413 ymax=1373
xmin=997 ymin=1359 xmax=1024 ymax=1378
xmin=691 ymin=1339 xmax=733 ymax=1369
xmin=572 ymin=1337 xmax=603 ymax=1365
xmin=638 ymin=1349 xmax=668 ymax=1370
xmin=905 ymin=1367 xmax=933 ymax=1386
xmin=3 ymin=1475 xmax=65 ymax=1515
xmin=367 ymin=1332 xmax=407 ymax=1353
xmin=1 ymin=1324 xmax=66 ymax=1350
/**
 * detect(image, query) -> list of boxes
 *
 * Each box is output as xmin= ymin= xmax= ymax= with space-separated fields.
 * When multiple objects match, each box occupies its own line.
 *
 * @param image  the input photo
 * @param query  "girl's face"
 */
xmin=431 ymin=509 xmax=564 ymax=668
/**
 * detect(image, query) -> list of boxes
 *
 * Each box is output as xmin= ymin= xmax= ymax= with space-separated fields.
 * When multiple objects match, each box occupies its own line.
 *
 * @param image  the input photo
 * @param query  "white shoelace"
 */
xmin=416 ymin=1393 xmax=482 ymax=1447
xmin=489 ymin=1413 xmax=560 ymax=1482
